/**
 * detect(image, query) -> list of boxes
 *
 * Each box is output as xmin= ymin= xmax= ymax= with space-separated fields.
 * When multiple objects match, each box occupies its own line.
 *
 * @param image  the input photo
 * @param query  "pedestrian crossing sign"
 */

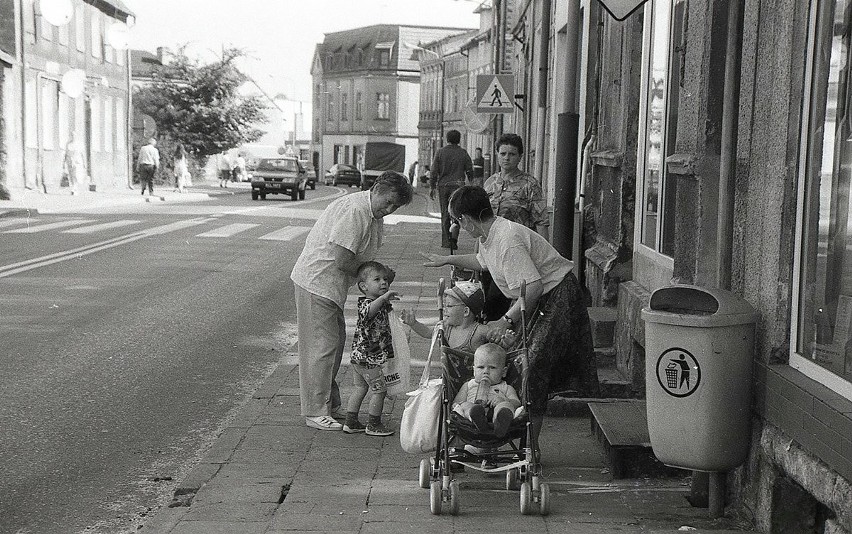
xmin=476 ymin=74 xmax=514 ymax=113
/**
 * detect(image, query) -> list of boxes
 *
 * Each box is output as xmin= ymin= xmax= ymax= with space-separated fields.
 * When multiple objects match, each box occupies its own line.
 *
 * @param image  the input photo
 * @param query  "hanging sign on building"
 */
xmin=476 ymin=74 xmax=515 ymax=114
xmin=596 ymin=0 xmax=650 ymax=21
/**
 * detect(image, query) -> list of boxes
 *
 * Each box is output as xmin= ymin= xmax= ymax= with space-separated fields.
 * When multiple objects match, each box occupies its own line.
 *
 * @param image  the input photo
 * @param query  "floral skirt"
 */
xmin=507 ymin=272 xmax=599 ymax=415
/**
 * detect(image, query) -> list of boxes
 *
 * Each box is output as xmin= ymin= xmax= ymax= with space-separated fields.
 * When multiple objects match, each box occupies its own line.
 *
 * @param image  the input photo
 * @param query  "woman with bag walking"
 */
xmin=422 ymin=185 xmax=599 ymax=447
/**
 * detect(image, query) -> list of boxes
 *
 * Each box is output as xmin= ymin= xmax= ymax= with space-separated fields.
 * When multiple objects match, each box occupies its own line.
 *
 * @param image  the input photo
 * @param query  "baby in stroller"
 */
xmin=452 ymin=343 xmax=521 ymax=438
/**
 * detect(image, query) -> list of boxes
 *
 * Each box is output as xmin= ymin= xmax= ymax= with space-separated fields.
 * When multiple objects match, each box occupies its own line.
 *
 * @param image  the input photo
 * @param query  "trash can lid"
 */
xmin=641 ymin=284 xmax=759 ymax=327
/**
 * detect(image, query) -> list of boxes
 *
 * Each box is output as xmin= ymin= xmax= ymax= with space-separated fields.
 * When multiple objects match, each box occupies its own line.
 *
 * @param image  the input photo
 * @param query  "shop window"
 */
xmin=636 ymin=0 xmax=685 ymax=257
xmin=115 ymin=97 xmax=126 ymax=151
xmin=90 ymin=95 xmax=101 ymax=152
xmin=794 ymin=0 xmax=852 ymax=396
xmin=104 ymin=96 xmax=113 ymax=153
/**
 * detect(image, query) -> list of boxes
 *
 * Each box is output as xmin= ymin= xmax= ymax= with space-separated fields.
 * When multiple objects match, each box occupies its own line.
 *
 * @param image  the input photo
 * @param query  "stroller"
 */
xmin=417 ymin=278 xmax=551 ymax=516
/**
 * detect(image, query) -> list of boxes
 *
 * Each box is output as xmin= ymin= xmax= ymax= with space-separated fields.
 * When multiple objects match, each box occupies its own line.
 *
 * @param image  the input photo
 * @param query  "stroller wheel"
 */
xmin=519 ymin=482 xmax=532 ymax=515
xmin=419 ymin=459 xmax=430 ymax=489
xmin=448 ymin=480 xmax=460 ymax=515
xmin=506 ymin=468 xmax=520 ymax=491
xmin=429 ymin=480 xmax=442 ymax=515
xmin=539 ymin=482 xmax=551 ymax=516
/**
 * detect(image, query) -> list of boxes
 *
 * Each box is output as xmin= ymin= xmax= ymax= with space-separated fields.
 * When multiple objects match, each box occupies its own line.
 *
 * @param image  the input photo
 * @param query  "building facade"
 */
xmin=311 ymin=24 xmax=473 ymax=179
xmin=498 ymin=0 xmax=852 ymax=531
xmin=2 ymin=0 xmax=133 ymax=195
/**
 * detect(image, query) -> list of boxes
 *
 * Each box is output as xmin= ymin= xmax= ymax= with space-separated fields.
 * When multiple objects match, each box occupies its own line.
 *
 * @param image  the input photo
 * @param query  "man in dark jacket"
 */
xmin=430 ymin=130 xmax=473 ymax=248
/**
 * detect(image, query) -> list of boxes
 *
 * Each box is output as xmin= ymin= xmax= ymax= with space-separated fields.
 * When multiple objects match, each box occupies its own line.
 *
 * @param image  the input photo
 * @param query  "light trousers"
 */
xmin=295 ymin=285 xmax=345 ymax=417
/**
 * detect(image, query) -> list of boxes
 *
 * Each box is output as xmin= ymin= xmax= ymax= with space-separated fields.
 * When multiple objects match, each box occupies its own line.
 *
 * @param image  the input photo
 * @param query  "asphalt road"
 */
xmin=0 ymin=184 xmax=355 ymax=533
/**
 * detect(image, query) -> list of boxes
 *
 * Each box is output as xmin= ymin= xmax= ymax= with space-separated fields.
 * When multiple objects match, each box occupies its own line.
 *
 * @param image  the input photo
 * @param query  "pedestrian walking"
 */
xmin=62 ymin=137 xmax=87 ymax=196
xmin=430 ymin=130 xmax=473 ymax=249
xmin=173 ymin=143 xmax=191 ymax=193
xmin=217 ymin=152 xmax=232 ymax=188
xmin=136 ymin=138 xmax=159 ymax=196
xmin=408 ymin=160 xmax=419 ymax=188
xmin=290 ymin=171 xmax=413 ymax=431
xmin=343 ymin=261 xmax=399 ymax=436
xmin=232 ymin=153 xmax=247 ymax=183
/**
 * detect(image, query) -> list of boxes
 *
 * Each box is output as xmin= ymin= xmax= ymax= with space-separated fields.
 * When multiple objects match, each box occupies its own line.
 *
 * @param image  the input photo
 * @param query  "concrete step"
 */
xmin=598 ymin=361 xmax=633 ymax=398
xmin=595 ymin=345 xmax=616 ymax=367
xmin=589 ymin=399 xmax=685 ymax=479
xmin=588 ymin=306 xmax=618 ymax=348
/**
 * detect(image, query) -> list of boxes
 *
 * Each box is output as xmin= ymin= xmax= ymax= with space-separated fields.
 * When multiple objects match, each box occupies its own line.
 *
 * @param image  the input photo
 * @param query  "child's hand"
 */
xmin=399 ymin=309 xmax=417 ymax=325
xmin=383 ymin=290 xmax=401 ymax=302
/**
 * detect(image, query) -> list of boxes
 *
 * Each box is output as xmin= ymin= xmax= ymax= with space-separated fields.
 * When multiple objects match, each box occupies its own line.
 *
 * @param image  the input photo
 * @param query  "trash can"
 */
xmin=641 ymin=284 xmax=758 ymax=472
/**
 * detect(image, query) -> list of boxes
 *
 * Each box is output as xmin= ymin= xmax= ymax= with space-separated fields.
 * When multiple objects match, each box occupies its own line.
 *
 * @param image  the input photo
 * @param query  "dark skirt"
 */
xmin=506 ymin=272 xmax=599 ymax=415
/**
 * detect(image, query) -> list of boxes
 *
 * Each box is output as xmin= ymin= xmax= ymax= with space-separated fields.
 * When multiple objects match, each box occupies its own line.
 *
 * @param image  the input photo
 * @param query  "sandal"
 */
xmin=305 ymin=415 xmax=342 ymax=431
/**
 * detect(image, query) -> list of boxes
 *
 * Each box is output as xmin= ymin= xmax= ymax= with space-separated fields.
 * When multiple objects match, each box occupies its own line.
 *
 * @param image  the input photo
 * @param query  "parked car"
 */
xmin=250 ymin=157 xmax=307 ymax=201
xmin=299 ymin=160 xmax=317 ymax=190
xmin=324 ymin=163 xmax=362 ymax=187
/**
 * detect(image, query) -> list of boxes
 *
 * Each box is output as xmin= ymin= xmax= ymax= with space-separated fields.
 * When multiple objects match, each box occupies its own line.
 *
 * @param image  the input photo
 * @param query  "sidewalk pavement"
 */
xmin=140 ymin=207 xmax=756 ymax=534
xmin=0 ymin=182 xmax=244 ymax=217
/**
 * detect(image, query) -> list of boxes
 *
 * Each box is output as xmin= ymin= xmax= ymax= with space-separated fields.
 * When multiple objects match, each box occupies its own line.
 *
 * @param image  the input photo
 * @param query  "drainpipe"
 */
xmin=533 ymin=0 xmax=551 ymax=194
xmin=552 ymin=0 xmax=581 ymax=260
xmin=716 ymin=0 xmax=744 ymax=291
xmin=18 ymin=0 xmax=32 ymax=191
xmin=708 ymin=0 xmax=743 ymax=519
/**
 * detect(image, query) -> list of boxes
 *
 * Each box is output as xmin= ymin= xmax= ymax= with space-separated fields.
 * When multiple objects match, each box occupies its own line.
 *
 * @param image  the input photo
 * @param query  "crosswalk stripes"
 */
xmin=196 ymin=223 xmax=260 ymax=238
xmin=63 ymin=220 xmax=141 ymax=234
xmin=258 ymin=226 xmax=311 ymax=241
xmin=4 ymin=219 xmax=96 ymax=233
xmin=0 ymin=216 xmax=315 ymax=243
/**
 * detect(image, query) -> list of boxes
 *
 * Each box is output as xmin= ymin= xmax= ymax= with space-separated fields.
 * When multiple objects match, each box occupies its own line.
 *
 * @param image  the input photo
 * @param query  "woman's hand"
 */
xmin=421 ymin=252 xmax=447 ymax=268
xmin=483 ymin=320 xmax=512 ymax=344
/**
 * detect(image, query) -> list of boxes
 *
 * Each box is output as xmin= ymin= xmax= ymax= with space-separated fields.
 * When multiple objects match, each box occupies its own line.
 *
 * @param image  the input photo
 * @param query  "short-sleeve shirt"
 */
xmin=351 ymin=296 xmax=394 ymax=367
xmin=476 ymin=217 xmax=573 ymax=299
xmin=137 ymin=145 xmax=159 ymax=168
xmin=430 ymin=144 xmax=473 ymax=187
xmin=483 ymin=171 xmax=549 ymax=228
xmin=290 ymin=191 xmax=383 ymax=309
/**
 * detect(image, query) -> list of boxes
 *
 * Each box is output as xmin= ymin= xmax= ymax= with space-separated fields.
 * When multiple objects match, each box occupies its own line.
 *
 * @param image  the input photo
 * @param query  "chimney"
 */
xmin=156 ymin=46 xmax=169 ymax=65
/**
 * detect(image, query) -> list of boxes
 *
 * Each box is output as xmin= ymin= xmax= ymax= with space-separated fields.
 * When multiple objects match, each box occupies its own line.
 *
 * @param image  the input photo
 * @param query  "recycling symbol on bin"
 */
xmin=655 ymin=348 xmax=701 ymax=398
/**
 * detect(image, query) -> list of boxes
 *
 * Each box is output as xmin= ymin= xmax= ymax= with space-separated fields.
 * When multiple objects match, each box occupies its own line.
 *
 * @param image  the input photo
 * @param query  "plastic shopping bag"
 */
xmin=384 ymin=309 xmax=411 ymax=398
xmin=399 ymin=328 xmax=442 ymax=454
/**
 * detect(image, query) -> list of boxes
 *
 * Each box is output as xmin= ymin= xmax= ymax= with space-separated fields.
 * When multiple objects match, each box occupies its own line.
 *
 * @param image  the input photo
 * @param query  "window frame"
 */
xmin=376 ymin=92 xmax=390 ymax=120
xmin=633 ymin=0 xmax=681 ymax=269
xmin=790 ymin=0 xmax=852 ymax=400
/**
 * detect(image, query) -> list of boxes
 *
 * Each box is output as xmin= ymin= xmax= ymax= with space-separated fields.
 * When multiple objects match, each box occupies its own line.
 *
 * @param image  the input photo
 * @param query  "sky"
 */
xmin=124 ymin=0 xmax=481 ymax=104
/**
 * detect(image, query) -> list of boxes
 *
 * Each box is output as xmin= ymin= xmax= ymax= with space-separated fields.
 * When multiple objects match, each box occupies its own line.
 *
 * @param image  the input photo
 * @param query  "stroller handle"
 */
xmin=519 ymin=280 xmax=526 ymax=314
xmin=438 ymin=278 xmax=446 ymax=322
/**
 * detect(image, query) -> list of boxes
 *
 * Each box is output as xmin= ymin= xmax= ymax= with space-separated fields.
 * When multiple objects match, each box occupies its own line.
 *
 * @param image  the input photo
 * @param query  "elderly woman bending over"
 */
xmin=423 ymin=185 xmax=599 ymax=444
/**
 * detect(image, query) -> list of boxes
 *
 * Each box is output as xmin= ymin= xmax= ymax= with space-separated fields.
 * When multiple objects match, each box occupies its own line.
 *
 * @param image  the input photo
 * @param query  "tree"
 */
xmin=134 ymin=46 xmax=267 ymax=164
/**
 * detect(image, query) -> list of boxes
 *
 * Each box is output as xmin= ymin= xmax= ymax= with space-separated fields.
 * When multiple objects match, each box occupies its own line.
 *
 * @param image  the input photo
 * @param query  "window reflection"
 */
xmin=800 ymin=0 xmax=852 ymax=381
xmin=640 ymin=0 xmax=683 ymax=254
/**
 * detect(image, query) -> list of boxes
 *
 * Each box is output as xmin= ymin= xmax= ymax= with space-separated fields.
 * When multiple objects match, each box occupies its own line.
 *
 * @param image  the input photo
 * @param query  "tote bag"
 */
xmin=384 ymin=309 xmax=411 ymax=398
xmin=399 ymin=327 xmax=442 ymax=454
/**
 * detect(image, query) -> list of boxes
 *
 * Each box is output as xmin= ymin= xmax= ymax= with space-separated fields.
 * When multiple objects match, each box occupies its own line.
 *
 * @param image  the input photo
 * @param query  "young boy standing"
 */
xmin=344 ymin=261 xmax=398 ymax=436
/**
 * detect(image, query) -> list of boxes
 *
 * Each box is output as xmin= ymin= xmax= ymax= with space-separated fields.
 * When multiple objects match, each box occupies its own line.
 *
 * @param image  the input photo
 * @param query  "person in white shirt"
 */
xmin=136 ymin=138 xmax=159 ymax=196
xmin=290 ymin=172 xmax=413 ymax=431
xmin=217 ymin=153 xmax=232 ymax=188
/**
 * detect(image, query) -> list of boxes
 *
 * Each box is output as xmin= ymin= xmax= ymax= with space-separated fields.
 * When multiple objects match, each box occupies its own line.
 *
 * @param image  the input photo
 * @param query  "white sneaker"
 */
xmin=305 ymin=416 xmax=342 ymax=431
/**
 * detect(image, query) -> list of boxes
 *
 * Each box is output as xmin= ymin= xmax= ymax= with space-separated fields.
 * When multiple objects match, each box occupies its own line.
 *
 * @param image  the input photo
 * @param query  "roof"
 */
xmin=92 ymin=0 xmax=134 ymax=20
xmin=317 ymin=24 xmax=474 ymax=74
xmin=130 ymin=49 xmax=162 ymax=79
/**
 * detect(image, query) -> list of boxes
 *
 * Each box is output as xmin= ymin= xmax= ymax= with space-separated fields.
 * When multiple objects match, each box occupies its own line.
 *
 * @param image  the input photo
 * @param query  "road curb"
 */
xmin=0 ymin=208 xmax=37 ymax=218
